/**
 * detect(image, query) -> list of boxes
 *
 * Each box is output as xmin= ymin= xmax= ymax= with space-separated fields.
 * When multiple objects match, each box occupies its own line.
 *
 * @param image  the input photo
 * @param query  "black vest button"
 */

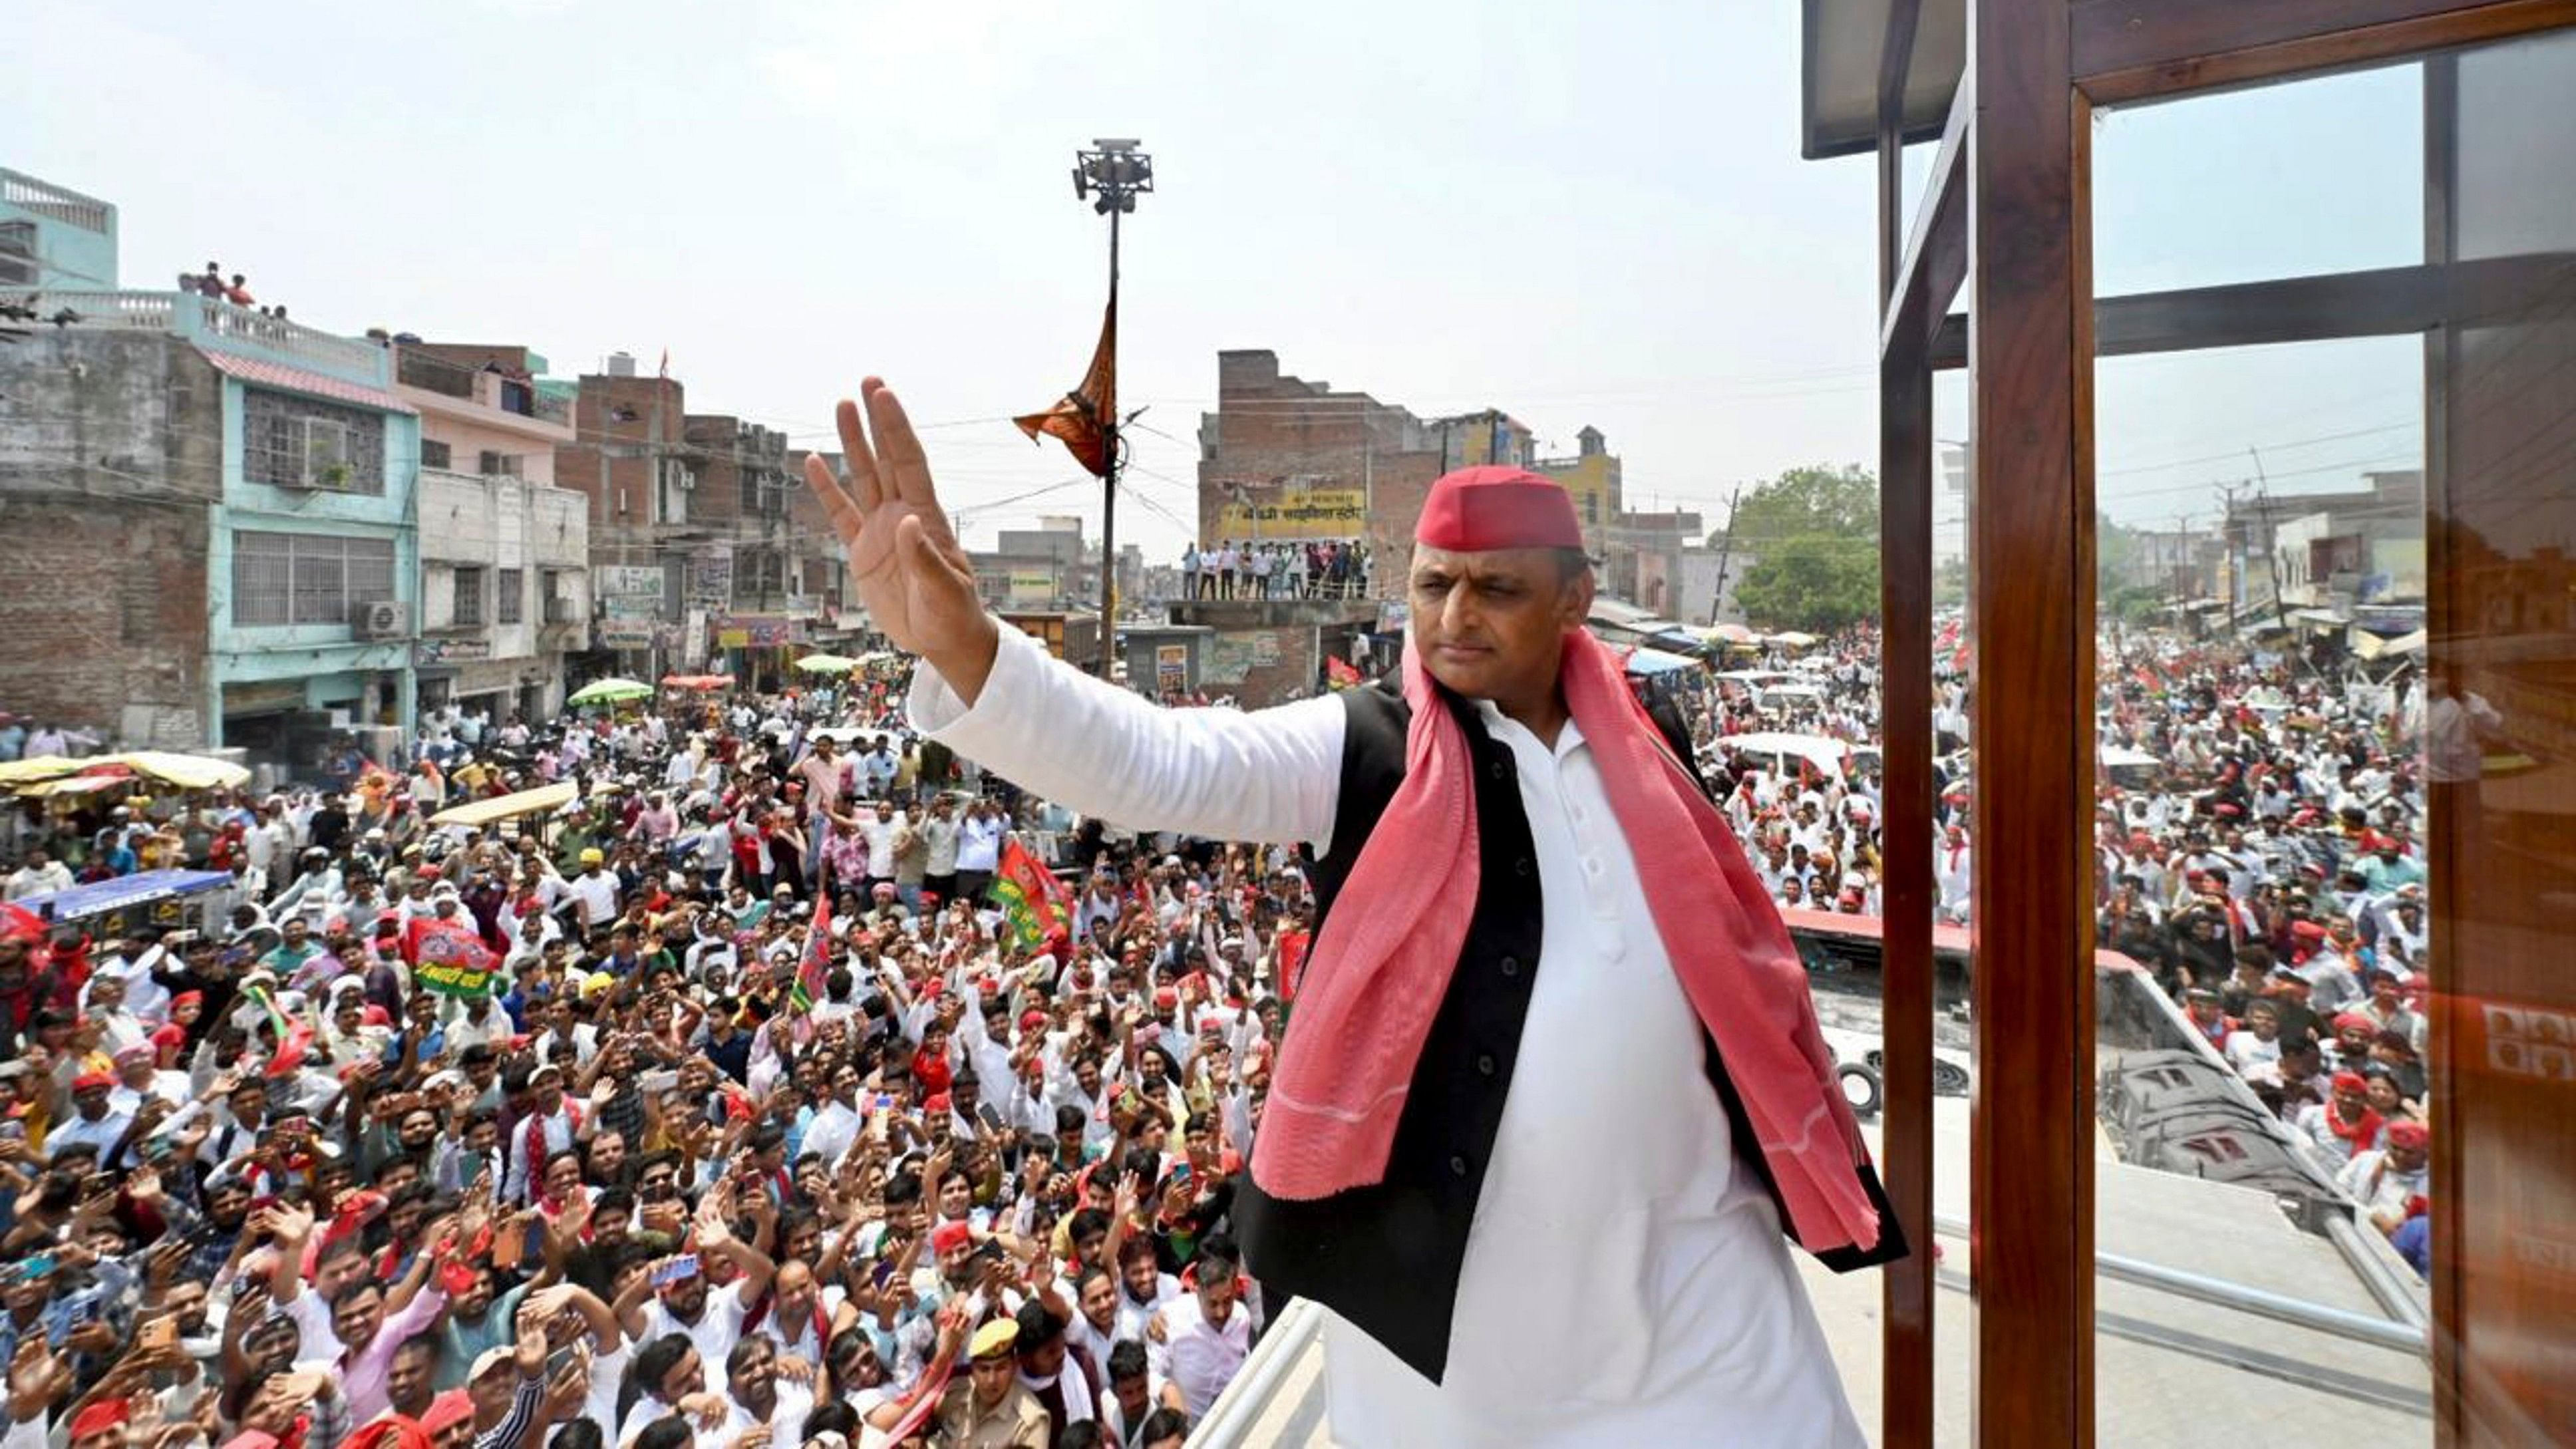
xmin=1476 ymin=1053 xmax=1496 ymax=1076
xmin=1499 ymin=955 xmax=1520 ymax=977
xmin=1514 ymin=857 xmax=1531 ymax=878
xmin=1448 ymin=1154 xmax=1470 ymax=1177
xmin=1489 ymin=760 xmax=1510 ymax=782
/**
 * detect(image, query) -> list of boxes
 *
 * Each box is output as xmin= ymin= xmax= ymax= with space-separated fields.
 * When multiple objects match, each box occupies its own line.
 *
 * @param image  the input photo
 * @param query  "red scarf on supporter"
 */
xmin=1255 ymin=625 xmax=1885 ymax=1258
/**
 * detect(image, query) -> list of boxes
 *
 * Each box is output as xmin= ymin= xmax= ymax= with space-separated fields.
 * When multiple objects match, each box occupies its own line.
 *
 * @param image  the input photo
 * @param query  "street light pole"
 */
xmin=1072 ymin=138 xmax=1151 ymax=677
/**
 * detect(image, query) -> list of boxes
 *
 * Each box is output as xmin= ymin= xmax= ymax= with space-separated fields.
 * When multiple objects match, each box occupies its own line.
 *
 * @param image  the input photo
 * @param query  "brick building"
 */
xmin=0 ymin=328 xmax=223 ymax=746
xmin=1194 ymin=349 xmax=1446 ymax=595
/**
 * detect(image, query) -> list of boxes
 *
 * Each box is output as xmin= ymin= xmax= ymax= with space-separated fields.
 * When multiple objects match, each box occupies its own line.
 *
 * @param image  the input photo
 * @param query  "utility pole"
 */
xmin=2247 ymin=445 xmax=2310 ymax=675
xmin=1071 ymin=138 xmax=1152 ymax=677
xmin=1708 ymin=483 xmax=1744 ymax=625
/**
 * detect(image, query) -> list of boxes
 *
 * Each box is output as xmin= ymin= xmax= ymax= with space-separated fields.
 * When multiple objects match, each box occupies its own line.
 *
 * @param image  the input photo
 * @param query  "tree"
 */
xmin=1725 ymin=464 xmax=1880 ymax=634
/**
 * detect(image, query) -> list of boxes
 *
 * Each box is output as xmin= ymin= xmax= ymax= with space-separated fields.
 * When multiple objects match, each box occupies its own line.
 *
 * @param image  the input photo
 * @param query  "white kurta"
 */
xmin=911 ymin=627 xmax=1861 ymax=1448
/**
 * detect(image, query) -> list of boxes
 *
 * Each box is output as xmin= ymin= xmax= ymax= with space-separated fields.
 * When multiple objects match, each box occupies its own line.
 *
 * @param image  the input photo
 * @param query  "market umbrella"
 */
xmin=793 ymin=653 xmax=860 ymax=674
xmin=567 ymin=678 xmax=653 ymax=707
xmin=429 ymin=780 xmax=580 ymax=828
xmin=658 ymin=674 xmax=734 ymax=691
xmin=1623 ymin=647 xmax=1702 ymax=676
xmin=1703 ymin=623 xmax=1758 ymax=645
xmin=1769 ymin=631 xmax=1819 ymax=648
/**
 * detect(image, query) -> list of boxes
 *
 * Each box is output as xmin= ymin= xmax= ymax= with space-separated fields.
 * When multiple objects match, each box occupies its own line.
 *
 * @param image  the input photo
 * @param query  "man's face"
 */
xmin=1406 ymin=544 xmax=1589 ymax=707
xmin=1121 ymin=1252 xmax=1160 ymax=1301
xmin=387 ymin=1341 xmax=436 ymax=1413
xmin=1114 ymin=1369 xmax=1150 ymax=1417
xmin=1080 ymin=1272 xmax=1118 ymax=1331
xmin=1196 ymin=1261 xmax=1239 ymax=1324
xmin=728 ymin=1337 xmax=777 ymax=1405
xmin=166 ymin=1280 xmax=210 ymax=1335
xmin=969 ymin=1351 xmax=1017 ymax=1409
xmin=73 ymin=1083 xmax=110 ymax=1120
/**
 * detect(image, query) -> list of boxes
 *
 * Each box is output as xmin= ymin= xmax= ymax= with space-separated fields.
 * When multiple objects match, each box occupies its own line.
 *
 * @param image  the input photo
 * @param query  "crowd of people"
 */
xmin=1174 ymin=541 xmax=1371 ymax=601
xmin=0 ymin=677 xmax=1297 ymax=1449
xmin=0 ymin=610 xmax=2455 ymax=1449
xmin=1678 ymin=623 xmax=2440 ymax=1271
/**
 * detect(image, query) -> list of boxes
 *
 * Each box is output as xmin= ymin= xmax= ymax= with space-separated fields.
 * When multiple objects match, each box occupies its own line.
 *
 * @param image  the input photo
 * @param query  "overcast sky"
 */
xmin=11 ymin=1 xmax=2430 ymax=560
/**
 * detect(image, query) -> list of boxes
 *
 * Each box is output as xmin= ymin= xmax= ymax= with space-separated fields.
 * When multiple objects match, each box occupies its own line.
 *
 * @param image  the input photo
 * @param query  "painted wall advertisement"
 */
xmin=1211 ymin=477 xmax=1369 ymax=541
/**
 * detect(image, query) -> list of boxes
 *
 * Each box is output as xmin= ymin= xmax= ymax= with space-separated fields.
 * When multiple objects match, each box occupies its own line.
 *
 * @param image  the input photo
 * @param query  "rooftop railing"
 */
xmin=1 ymin=170 xmax=112 ymax=233
xmin=9 ymin=289 xmax=388 ymax=383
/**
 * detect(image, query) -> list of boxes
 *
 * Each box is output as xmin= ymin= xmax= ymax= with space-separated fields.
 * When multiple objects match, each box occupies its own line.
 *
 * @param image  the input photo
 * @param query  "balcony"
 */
xmin=10 ymin=288 xmax=391 ymax=387
xmin=395 ymin=348 xmax=573 ymax=432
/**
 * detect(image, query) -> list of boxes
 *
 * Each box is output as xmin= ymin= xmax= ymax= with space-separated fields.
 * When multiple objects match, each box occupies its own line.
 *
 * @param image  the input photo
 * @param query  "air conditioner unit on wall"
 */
xmin=352 ymin=599 xmax=411 ymax=639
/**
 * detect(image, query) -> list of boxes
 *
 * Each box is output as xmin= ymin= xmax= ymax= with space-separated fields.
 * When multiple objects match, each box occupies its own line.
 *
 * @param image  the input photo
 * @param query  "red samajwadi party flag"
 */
xmin=792 ymin=890 xmax=832 ymax=1013
xmin=407 ymin=915 xmax=499 ymax=999
xmin=990 ymin=837 xmax=1071 ymax=951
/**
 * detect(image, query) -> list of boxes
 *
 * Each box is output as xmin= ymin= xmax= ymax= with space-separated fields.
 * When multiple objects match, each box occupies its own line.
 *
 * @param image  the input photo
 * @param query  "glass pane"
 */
xmin=2092 ymin=61 xmax=2423 ymax=296
xmin=2092 ymin=336 xmax=2430 ymax=1445
xmin=2428 ymin=28 xmax=2576 ymax=1445
xmin=2087 ymin=29 xmax=2576 ymax=1444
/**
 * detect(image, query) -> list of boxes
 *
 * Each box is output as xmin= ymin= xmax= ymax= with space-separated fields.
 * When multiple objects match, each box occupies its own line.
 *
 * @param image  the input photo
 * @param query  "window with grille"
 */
xmin=421 ymin=439 xmax=452 ymax=470
xmin=232 ymin=531 xmax=395 ymax=627
xmin=242 ymin=389 xmax=387 ymax=493
xmin=496 ymin=567 xmax=524 ymax=624
xmin=452 ymin=567 xmax=486 ymax=627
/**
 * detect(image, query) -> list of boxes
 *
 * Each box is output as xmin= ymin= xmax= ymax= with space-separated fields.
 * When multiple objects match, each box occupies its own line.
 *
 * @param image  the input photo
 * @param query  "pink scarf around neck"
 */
xmin=1251 ymin=628 xmax=1884 ymax=1258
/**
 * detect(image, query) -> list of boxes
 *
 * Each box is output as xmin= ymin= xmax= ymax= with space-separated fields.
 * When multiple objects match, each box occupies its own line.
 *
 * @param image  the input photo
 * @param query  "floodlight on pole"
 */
xmin=1066 ymin=138 xmax=1152 ymax=677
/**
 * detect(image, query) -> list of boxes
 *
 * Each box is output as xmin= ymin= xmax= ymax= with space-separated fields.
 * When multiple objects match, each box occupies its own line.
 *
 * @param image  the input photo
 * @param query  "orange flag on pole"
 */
xmin=1015 ymin=298 xmax=1118 ymax=479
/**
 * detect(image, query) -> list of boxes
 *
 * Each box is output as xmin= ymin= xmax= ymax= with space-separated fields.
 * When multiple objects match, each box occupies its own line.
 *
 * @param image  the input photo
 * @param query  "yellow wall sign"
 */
xmin=1214 ymin=486 xmax=1368 ymax=541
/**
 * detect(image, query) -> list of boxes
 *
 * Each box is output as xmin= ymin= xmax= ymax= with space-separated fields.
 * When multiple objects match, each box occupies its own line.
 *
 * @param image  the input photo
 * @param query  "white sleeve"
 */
xmin=909 ymin=625 xmax=1345 ymax=851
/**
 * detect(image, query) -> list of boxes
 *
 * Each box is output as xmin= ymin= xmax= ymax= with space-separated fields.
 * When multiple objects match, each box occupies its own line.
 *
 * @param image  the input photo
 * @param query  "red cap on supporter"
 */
xmin=73 ymin=1071 xmax=113 ymax=1092
xmin=1413 ymin=466 xmax=1584 ymax=552
xmin=2386 ymin=1120 xmax=2430 ymax=1148
xmin=69 ymin=1399 xmax=130 ymax=1440
xmin=1019 ymin=1009 xmax=1048 ymax=1032
xmin=420 ymin=1390 xmax=476 ymax=1432
xmin=2331 ymin=1070 xmax=2368 ymax=1093
xmin=925 ymin=1092 xmax=952 ymax=1116
xmin=930 ymin=1221 xmax=974 ymax=1255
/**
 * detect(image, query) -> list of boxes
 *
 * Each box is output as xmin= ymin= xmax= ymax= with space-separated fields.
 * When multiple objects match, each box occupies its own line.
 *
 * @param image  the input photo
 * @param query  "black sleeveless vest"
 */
xmin=1234 ymin=677 xmax=1903 ymax=1382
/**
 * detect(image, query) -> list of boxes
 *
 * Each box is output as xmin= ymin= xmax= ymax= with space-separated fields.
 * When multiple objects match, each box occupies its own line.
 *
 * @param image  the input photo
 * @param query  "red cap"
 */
xmin=2331 ymin=1012 xmax=2376 ymax=1034
xmin=2386 ymin=1120 xmax=2430 ymax=1148
xmin=72 ymin=1071 xmax=114 ymax=1092
xmin=1413 ymin=466 xmax=1583 ymax=552
xmin=420 ymin=1390 xmax=476 ymax=1432
xmin=1019 ymin=1009 xmax=1048 ymax=1032
xmin=172 ymin=991 xmax=204 ymax=1009
xmin=925 ymin=1092 xmax=953 ymax=1115
xmin=2291 ymin=921 xmax=2329 ymax=941
xmin=930 ymin=1221 xmax=974 ymax=1255
xmin=2331 ymin=1070 xmax=2368 ymax=1093
xmin=1153 ymin=987 xmax=1178 ymax=1009
xmin=70 ymin=1398 xmax=130 ymax=1439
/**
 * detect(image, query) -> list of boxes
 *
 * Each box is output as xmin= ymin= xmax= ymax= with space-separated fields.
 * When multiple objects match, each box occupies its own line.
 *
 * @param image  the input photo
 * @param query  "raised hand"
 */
xmin=800 ymin=381 xmax=995 ymax=685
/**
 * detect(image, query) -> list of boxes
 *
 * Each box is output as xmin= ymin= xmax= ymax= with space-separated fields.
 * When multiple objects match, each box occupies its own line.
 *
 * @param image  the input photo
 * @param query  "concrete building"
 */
xmin=554 ymin=356 xmax=692 ymax=676
xmin=1 ymin=168 xmax=116 ymax=291
xmin=1534 ymin=425 xmax=1623 ymax=541
xmin=1 ymin=172 xmax=420 ymax=769
xmin=1599 ymin=508 xmax=1704 ymax=618
xmin=395 ymin=344 xmax=587 ymax=721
